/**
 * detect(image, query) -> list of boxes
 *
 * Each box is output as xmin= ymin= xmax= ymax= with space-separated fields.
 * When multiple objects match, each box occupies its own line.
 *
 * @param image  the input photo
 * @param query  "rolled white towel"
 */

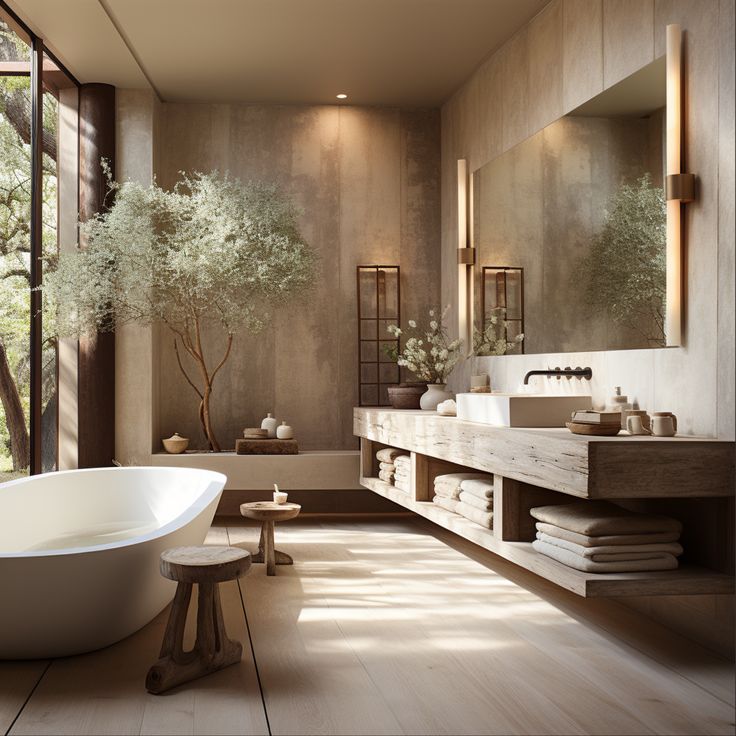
xmin=379 ymin=461 xmax=395 ymax=472
xmin=376 ymin=448 xmax=407 ymax=463
xmin=378 ymin=469 xmax=394 ymax=483
xmin=459 ymin=491 xmax=492 ymax=511
xmin=433 ymin=496 xmax=459 ymax=513
xmin=456 ymin=502 xmax=493 ymax=528
xmin=434 ymin=485 xmax=461 ymax=500
xmin=459 ymin=477 xmax=494 ymax=499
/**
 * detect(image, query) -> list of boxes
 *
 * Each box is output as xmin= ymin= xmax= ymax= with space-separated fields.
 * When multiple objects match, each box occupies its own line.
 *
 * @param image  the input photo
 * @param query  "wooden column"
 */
xmin=78 ymin=83 xmax=115 ymax=468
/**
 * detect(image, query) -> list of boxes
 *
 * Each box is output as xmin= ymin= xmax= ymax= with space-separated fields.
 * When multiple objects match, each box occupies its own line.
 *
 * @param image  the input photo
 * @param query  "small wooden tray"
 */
xmin=566 ymin=421 xmax=621 ymax=436
xmin=236 ymin=438 xmax=298 ymax=455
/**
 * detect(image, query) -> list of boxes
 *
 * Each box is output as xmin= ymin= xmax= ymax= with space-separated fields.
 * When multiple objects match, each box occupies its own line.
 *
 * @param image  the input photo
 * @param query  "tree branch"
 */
xmin=173 ymin=338 xmax=203 ymax=399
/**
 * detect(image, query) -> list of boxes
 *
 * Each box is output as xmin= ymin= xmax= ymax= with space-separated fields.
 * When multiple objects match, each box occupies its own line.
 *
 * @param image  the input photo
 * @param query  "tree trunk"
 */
xmin=0 ymin=337 xmax=30 ymax=471
xmin=200 ymin=386 xmax=220 ymax=452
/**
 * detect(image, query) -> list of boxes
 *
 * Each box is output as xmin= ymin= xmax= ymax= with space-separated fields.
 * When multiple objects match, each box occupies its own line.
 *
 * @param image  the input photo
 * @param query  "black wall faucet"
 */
xmin=523 ymin=366 xmax=593 ymax=385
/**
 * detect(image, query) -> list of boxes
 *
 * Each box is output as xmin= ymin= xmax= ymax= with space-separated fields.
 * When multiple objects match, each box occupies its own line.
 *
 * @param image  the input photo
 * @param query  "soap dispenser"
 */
xmin=606 ymin=387 xmax=632 ymax=429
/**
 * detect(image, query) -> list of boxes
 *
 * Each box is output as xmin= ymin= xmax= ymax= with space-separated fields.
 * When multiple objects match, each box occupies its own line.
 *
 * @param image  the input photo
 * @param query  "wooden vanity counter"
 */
xmin=354 ymin=407 xmax=734 ymax=499
xmin=354 ymin=407 xmax=735 ymax=598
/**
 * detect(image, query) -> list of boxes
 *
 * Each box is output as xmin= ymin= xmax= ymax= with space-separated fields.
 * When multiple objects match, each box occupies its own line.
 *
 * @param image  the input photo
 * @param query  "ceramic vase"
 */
xmin=276 ymin=421 xmax=294 ymax=440
xmin=420 ymin=383 xmax=452 ymax=411
xmin=261 ymin=412 xmax=278 ymax=438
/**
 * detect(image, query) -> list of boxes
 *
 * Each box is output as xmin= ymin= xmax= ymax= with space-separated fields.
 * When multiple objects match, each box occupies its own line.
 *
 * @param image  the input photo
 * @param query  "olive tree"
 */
xmin=43 ymin=170 xmax=317 ymax=452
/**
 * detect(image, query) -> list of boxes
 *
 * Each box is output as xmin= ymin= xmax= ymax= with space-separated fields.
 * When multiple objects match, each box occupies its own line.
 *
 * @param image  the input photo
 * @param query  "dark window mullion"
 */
xmin=29 ymin=35 xmax=43 ymax=474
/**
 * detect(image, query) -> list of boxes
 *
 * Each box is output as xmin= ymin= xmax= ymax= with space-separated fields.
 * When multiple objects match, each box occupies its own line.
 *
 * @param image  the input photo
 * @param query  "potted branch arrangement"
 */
xmin=385 ymin=306 xmax=462 ymax=411
xmin=473 ymin=307 xmax=524 ymax=356
xmin=43 ymin=169 xmax=317 ymax=452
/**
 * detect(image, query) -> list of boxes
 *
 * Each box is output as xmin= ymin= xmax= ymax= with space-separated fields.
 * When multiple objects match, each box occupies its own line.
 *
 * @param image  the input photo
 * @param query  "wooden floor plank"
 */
xmin=10 ymin=527 xmax=268 ymax=736
xmin=230 ymin=517 xmax=735 ymax=736
xmin=228 ymin=524 xmax=405 ymax=736
xmin=0 ymin=661 xmax=49 ymax=735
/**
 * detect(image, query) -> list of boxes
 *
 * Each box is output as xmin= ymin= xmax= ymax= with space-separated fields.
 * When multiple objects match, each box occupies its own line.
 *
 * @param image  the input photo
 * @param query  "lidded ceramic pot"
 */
xmin=261 ymin=412 xmax=278 ymax=438
xmin=162 ymin=432 xmax=189 ymax=454
xmin=276 ymin=421 xmax=294 ymax=440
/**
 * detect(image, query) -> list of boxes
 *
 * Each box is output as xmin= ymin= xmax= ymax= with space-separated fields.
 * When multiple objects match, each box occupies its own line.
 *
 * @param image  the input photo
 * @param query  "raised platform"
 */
xmin=150 ymin=450 xmax=361 ymax=491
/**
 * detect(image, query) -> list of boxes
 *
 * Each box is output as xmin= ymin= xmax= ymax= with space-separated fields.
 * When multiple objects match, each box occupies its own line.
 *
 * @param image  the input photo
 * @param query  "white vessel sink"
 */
xmin=456 ymin=393 xmax=592 ymax=428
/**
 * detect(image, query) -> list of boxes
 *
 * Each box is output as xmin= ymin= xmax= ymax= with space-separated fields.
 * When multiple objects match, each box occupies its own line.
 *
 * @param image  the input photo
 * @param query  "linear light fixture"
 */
xmin=457 ymin=159 xmax=474 ymax=351
xmin=665 ymin=24 xmax=695 ymax=348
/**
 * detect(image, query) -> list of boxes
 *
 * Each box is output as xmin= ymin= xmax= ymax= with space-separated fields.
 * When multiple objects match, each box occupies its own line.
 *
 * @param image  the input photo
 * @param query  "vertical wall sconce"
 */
xmin=665 ymin=24 xmax=695 ymax=347
xmin=457 ymin=159 xmax=474 ymax=351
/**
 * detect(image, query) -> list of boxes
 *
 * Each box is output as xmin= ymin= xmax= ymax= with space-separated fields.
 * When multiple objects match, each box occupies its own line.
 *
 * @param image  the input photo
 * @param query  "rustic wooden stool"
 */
xmin=145 ymin=545 xmax=251 ymax=694
xmin=239 ymin=502 xmax=301 ymax=575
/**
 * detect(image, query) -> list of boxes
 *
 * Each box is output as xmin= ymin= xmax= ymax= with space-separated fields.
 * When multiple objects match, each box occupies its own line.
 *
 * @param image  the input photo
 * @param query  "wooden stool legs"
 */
xmin=251 ymin=521 xmax=293 ymax=575
xmin=145 ymin=580 xmax=242 ymax=694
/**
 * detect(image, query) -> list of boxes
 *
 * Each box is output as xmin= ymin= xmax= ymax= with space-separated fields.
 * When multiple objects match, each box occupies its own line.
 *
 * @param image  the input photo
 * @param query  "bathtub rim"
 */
xmin=0 ymin=466 xmax=226 ymax=559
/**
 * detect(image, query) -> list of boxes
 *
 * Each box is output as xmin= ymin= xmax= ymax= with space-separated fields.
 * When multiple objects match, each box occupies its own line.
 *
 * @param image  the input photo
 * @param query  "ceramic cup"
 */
xmin=652 ymin=412 xmax=677 ymax=437
xmin=273 ymin=491 xmax=288 ymax=504
xmin=624 ymin=409 xmax=651 ymax=433
xmin=626 ymin=415 xmax=651 ymax=435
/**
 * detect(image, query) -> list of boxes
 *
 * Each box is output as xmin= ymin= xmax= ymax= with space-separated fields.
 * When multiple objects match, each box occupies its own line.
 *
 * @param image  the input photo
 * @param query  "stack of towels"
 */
xmin=375 ymin=447 xmax=411 ymax=492
xmin=530 ymin=500 xmax=683 ymax=573
xmin=432 ymin=473 xmax=494 ymax=528
xmin=393 ymin=455 xmax=412 ymax=493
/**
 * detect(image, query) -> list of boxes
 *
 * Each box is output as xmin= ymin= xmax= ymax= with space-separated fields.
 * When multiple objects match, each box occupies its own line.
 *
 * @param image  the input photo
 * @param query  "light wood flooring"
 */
xmin=1 ymin=517 xmax=734 ymax=736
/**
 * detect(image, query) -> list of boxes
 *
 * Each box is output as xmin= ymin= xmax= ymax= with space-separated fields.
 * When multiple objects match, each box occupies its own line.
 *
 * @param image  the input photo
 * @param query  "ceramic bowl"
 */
xmin=162 ymin=433 xmax=189 ymax=454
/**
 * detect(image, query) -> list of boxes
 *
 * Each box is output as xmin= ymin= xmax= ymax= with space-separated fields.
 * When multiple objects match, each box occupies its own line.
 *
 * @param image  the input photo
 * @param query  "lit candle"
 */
xmin=273 ymin=483 xmax=287 ymax=505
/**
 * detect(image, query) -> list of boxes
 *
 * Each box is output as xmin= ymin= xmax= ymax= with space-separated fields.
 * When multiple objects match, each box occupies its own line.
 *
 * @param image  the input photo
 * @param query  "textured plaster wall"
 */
xmin=155 ymin=105 xmax=440 ymax=451
xmin=442 ymin=0 xmax=734 ymax=656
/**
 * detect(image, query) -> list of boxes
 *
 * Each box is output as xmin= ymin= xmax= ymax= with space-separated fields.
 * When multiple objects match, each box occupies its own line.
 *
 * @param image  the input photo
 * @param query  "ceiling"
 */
xmin=8 ymin=0 xmax=548 ymax=106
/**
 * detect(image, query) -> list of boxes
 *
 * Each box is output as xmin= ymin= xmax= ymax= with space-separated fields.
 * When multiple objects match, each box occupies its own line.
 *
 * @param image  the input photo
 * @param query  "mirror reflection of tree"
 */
xmin=582 ymin=175 xmax=667 ymax=347
xmin=0 ymin=19 xmax=58 ymax=478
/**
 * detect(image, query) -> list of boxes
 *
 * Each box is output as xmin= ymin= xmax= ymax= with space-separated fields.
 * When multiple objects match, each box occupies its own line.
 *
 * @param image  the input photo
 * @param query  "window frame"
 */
xmin=1 ymin=0 xmax=80 ymax=474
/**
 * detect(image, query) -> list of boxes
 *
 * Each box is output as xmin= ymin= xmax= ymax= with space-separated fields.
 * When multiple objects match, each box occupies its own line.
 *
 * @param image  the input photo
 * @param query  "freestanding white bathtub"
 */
xmin=0 ymin=466 xmax=226 ymax=659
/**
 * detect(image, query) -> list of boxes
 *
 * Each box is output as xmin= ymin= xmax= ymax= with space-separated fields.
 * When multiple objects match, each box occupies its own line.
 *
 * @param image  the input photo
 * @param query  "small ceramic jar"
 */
xmin=652 ymin=412 xmax=677 ymax=437
xmin=276 ymin=421 xmax=294 ymax=440
xmin=261 ymin=413 xmax=278 ymax=438
xmin=162 ymin=432 xmax=189 ymax=454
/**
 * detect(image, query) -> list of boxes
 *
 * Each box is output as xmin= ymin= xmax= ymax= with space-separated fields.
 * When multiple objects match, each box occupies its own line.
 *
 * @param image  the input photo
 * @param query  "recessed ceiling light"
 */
xmin=336 ymin=93 xmax=348 ymax=99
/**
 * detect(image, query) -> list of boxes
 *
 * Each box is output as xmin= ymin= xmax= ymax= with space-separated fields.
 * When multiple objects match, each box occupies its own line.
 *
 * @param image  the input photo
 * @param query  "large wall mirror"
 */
xmin=472 ymin=55 xmax=670 ymax=356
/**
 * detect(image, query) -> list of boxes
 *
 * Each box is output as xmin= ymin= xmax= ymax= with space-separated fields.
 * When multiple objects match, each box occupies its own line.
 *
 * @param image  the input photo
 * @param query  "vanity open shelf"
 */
xmin=355 ymin=407 xmax=735 ymax=598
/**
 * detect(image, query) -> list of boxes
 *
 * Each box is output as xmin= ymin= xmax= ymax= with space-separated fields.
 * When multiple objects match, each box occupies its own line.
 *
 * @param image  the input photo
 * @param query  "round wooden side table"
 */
xmin=239 ymin=501 xmax=301 ymax=575
xmin=145 ymin=545 xmax=251 ymax=694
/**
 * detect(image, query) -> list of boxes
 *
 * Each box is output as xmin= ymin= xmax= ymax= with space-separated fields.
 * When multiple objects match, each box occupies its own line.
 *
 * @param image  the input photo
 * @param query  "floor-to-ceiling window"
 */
xmin=0 ymin=3 xmax=78 ymax=478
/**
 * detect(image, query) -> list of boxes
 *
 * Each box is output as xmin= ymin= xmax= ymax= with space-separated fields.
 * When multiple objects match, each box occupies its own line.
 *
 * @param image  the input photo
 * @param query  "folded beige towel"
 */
xmin=379 ymin=461 xmax=395 ymax=471
xmin=433 ymin=495 xmax=459 ymax=513
xmin=530 ymin=501 xmax=682 ymax=536
xmin=394 ymin=479 xmax=411 ymax=493
xmin=456 ymin=502 xmax=493 ymax=528
xmin=376 ymin=448 xmax=407 ymax=463
xmin=378 ymin=469 xmax=394 ymax=483
xmin=459 ymin=491 xmax=493 ymax=511
xmin=532 ymin=539 xmax=679 ymax=573
xmin=536 ymin=532 xmax=683 ymax=562
xmin=535 ymin=522 xmax=680 ymax=547
xmin=459 ymin=478 xmax=494 ymax=499
xmin=434 ymin=473 xmax=489 ymax=489
xmin=393 ymin=468 xmax=411 ymax=478
xmin=434 ymin=485 xmax=461 ymax=500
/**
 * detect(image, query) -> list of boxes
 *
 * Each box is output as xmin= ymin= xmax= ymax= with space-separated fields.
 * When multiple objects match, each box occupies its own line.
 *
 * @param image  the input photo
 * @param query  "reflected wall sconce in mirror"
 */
xmin=665 ymin=23 xmax=696 ymax=347
xmin=481 ymin=267 xmax=525 ymax=354
xmin=457 ymin=159 xmax=474 ymax=351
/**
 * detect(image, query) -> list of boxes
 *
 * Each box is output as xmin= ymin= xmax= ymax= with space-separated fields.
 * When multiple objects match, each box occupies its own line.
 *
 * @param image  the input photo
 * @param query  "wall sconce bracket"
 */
xmin=457 ymin=247 xmax=475 ymax=265
xmin=666 ymin=173 xmax=695 ymax=203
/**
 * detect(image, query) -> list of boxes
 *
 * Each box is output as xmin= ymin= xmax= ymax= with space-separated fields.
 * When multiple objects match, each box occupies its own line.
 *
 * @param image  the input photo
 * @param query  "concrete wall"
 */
xmin=115 ymin=103 xmax=440 ymax=454
xmin=442 ymin=0 xmax=734 ymax=656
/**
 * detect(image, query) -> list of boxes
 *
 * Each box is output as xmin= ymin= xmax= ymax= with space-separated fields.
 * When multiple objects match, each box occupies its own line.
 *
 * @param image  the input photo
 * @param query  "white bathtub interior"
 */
xmin=0 ymin=467 xmax=219 ymax=553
